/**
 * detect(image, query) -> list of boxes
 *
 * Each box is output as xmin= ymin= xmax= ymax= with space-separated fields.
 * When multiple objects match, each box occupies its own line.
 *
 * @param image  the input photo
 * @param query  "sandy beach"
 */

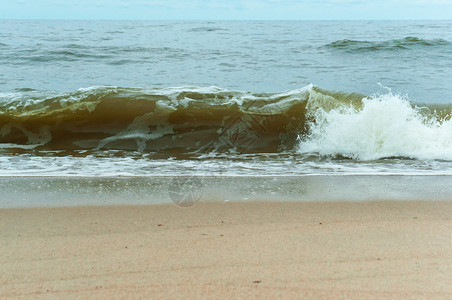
xmin=0 ymin=200 xmax=451 ymax=299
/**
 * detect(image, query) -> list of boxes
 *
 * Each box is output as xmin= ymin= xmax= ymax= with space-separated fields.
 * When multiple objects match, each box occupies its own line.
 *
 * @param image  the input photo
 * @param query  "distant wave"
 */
xmin=188 ymin=26 xmax=227 ymax=32
xmin=0 ymin=85 xmax=451 ymax=160
xmin=1 ymin=45 xmax=189 ymax=64
xmin=325 ymin=37 xmax=450 ymax=52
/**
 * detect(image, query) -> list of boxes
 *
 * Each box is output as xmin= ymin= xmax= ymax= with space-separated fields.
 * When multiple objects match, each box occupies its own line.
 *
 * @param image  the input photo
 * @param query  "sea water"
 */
xmin=1 ymin=20 xmax=452 ymax=206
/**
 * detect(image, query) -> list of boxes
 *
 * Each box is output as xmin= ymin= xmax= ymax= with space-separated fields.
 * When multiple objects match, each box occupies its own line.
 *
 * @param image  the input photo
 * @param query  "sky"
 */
xmin=1 ymin=0 xmax=451 ymax=20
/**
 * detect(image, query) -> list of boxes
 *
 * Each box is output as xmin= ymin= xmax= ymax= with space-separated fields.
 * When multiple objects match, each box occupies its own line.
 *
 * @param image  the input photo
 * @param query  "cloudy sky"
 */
xmin=1 ymin=0 xmax=451 ymax=20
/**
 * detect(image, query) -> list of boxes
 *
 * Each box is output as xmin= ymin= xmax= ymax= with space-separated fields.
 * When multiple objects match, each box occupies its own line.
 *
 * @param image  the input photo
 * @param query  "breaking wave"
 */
xmin=0 ymin=85 xmax=451 ymax=160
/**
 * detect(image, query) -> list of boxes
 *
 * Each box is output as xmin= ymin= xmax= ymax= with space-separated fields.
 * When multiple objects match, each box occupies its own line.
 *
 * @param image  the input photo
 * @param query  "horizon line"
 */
xmin=1 ymin=18 xmax=451 ymax=21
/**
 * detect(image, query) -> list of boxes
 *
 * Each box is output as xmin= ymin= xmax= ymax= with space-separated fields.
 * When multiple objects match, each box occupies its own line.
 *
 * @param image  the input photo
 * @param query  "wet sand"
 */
xmin=1 ymin=201 xmax=451 ymax=299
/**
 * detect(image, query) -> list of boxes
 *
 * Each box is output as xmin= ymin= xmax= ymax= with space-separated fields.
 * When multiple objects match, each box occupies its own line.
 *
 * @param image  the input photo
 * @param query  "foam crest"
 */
xmin=298 ymin=92 xmax=452 ymax=160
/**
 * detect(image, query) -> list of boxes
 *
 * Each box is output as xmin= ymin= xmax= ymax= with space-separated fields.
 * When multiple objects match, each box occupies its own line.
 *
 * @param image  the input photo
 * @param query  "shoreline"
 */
xmin=1 ymin=200 xmax=451 ymax=298
xmin=2 ymin=175 xmax=452 ymax=208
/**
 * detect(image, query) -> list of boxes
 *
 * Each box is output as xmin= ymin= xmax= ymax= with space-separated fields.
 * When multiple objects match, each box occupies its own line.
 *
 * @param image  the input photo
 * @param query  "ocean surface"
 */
xmin=1 ymin=20 xmax=452 ymax=206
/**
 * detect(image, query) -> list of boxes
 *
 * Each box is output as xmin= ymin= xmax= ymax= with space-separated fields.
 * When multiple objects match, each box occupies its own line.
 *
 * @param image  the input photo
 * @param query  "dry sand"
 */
xmin=0 ymin=201 xmax=451 ymax=299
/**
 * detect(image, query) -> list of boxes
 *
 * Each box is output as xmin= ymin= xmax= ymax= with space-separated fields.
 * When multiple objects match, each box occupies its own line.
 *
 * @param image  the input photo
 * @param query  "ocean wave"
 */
xmin=0 ymin=85 xmax=451 ymax=160
xmin=0 ymin=85 xmax=362 ymax=153
xmin=325 ymin=37 xmax=450 ymax=52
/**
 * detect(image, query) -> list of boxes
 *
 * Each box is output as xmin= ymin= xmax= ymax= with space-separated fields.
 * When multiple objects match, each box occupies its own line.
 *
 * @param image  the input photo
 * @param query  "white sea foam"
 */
xmin=298 ymin=92 xmax=452 ymax=161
